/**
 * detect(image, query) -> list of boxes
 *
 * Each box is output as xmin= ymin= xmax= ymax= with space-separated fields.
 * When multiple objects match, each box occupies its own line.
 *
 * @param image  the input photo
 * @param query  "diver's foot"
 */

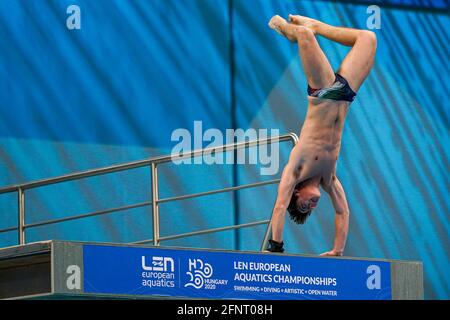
xmin=268 ymin=15 xmax=298 ymax=42
xmin=288 ymin=14 xmax=318 ymax=34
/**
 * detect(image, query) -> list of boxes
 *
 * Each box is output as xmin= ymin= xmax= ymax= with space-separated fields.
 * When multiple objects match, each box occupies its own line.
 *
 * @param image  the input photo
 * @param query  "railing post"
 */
xmin=151 ymin=162 xmax=160 ymax=246
xmin=260 ymin=219 xmax=272 ymax=251
xmin=0 ymin=133 xmax=299 ymax=250
xmin=17 ymin=188 xmax=25 ymax=245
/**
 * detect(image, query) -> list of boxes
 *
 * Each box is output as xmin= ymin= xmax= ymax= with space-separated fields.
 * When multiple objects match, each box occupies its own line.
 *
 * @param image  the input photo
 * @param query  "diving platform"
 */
xmin=0 ymin=240 xmax=423 ymax=300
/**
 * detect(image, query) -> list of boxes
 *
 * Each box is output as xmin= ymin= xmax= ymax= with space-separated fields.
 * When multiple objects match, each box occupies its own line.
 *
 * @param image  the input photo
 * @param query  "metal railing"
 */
xmin=0 ymin=133 xmax=298 ymax=251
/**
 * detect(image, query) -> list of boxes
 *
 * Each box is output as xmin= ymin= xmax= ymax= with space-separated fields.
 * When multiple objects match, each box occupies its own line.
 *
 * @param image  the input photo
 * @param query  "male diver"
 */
xmin=266 ymin=15 xmax=377 ymax=256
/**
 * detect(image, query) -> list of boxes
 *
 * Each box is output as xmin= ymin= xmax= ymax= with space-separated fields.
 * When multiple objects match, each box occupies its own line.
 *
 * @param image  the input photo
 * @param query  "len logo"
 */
xmin=141 ymin=256 xmax=174 ymax=272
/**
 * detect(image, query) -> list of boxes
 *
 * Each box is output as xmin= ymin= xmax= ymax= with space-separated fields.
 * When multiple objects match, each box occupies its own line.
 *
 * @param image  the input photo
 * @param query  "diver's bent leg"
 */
xmin=295 ymin=25 xmax=335 ymax=89
xmin=289 ymin=14 xmax=363 ymax=47
xmin=289 ymin=14 xmax=377 ymax=91
xmin=268 ymin=15 xmax=335 ymax=89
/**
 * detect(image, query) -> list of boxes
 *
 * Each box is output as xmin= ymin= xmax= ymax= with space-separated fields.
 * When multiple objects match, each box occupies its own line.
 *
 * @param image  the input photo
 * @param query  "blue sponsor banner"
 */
xmin=83 ymin=245 xmax=392 ymax=300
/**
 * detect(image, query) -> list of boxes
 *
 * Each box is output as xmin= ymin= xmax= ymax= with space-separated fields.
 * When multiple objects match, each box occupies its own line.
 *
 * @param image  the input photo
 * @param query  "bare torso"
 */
xmin=290 ymin=96 xmax=350 ymax=188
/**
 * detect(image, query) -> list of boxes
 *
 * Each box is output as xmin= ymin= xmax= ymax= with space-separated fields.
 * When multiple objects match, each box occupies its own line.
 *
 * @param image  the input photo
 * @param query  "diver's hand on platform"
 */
xmin=266 ymin=239 xmax=285 ymax=253
xmin=320 ymin=250 xmax=343 ymax=257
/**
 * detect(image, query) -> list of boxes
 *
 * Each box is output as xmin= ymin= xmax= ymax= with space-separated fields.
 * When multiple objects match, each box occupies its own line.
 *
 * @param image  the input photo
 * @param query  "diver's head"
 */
xmin=287 ymin=179 xmax=321 ymax=224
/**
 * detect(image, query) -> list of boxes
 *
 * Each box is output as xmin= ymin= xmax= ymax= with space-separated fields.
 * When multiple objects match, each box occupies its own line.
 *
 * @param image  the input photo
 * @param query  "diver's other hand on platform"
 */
xmin=266 ymin=239 xmax=285 ymax=253
xmin=320 ymin=250 xmax=343 ymax=257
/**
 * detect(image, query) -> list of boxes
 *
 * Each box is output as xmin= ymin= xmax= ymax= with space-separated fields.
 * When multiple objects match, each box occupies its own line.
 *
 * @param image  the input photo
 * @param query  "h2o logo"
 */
xmin=184 ymin=258 xmax=213 ymax=289
xmin=366 ymin=265 xmax=381 ymax=290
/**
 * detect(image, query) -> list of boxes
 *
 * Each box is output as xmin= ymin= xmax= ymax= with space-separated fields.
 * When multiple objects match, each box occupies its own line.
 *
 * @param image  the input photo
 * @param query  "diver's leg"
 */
xmin=268 ymin=15 xmax=335 ymax=89
xmin=289 ymin=15 xmax=377 ymax=92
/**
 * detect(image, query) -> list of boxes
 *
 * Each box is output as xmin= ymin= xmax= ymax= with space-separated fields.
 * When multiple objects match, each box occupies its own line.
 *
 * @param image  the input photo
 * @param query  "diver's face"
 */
xmin=294 ymin=184 xmax=321 ymax=211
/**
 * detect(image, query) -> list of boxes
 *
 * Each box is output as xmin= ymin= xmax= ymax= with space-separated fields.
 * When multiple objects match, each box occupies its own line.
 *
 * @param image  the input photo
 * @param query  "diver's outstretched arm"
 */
xmin=320 ymin=177 xmax=350 ymax=256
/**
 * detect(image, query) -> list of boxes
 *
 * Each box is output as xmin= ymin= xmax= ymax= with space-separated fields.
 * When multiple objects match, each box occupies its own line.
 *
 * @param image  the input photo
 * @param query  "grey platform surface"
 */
xmin=0 ymin=240 xmax=423 ymax=300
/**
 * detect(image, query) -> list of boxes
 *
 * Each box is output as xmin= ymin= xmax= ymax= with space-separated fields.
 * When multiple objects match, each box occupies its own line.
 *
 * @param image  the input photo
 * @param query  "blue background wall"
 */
xmin=0 ymin=0 xmax=448 ymax=299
